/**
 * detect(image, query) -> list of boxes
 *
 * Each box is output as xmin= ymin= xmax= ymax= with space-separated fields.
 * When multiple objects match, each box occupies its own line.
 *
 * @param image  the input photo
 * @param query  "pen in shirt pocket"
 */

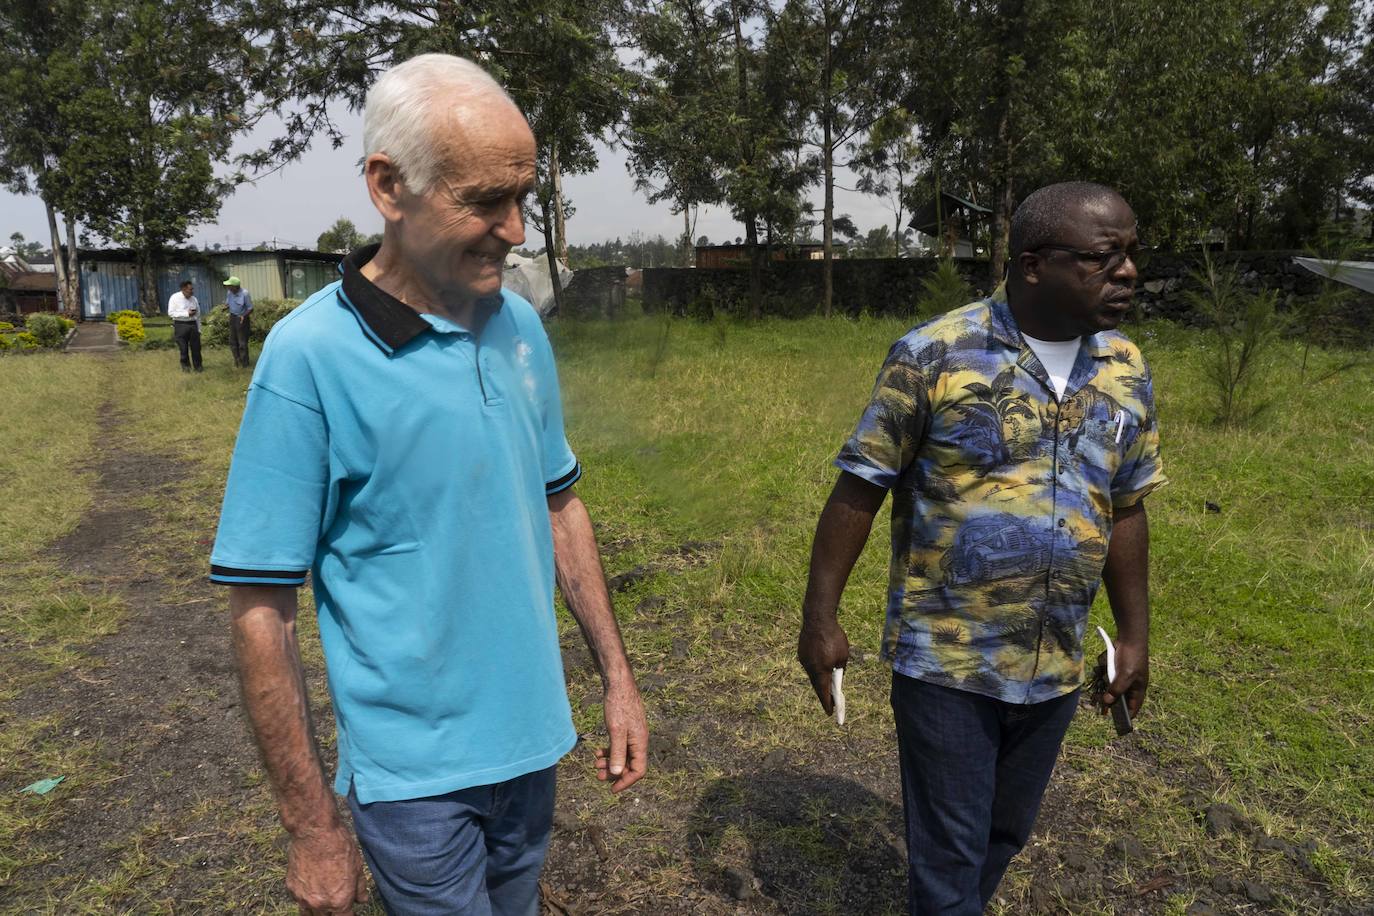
xmin=1113 ymin=410 xmax=1126 ymax=443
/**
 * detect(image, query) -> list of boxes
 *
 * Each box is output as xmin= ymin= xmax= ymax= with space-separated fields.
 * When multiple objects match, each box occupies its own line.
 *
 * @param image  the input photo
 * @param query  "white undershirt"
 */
xmin=1021 ymin=333 xmax=1081 ymax=400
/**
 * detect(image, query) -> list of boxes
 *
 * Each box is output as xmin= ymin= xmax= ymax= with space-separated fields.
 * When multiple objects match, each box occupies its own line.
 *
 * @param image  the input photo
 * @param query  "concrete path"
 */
xmin=66 ymin=321 xmax=119 ymax=352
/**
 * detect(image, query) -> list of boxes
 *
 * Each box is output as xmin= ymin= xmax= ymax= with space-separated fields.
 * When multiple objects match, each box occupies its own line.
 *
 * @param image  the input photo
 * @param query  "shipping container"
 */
xmin=156 ymin=263 xmax=215 ymax=314
xmin=208 ymin=252 xmax=285 ymax=305
xmin=283 ymin=258 xmax=338 ymax=301
xmin=78 ymin=259 xmax=140 ymax=319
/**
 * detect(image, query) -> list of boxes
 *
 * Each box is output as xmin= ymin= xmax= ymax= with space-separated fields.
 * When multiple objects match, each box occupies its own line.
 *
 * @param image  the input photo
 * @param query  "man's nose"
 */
xmin=493 ymin=199 xmax=525 ymax=247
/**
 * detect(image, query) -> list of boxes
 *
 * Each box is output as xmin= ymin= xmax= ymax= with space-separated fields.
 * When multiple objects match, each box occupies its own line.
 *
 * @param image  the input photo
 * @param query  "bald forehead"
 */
xmin=432 ymin=92 xmax=533 ymax=158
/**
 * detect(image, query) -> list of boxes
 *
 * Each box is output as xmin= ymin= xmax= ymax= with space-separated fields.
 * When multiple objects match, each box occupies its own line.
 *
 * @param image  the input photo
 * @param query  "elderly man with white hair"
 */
xmin=210 ymin=54 xmax=648 ymax=916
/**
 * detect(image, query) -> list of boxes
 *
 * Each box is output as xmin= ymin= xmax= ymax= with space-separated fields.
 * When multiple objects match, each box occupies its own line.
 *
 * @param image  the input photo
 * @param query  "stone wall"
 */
xmin=560 ymin=266 xmax=629 ymax=319
xmin=641 ymin=251 xmax=1373 ymax=332
xmin=642 ymin=257 xmax=988 ymax=318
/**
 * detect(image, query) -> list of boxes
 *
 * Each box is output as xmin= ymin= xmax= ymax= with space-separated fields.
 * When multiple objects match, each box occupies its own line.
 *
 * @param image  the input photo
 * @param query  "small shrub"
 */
xmin=916 ymin=259 xmax=975 ymax=316
xmin=25 ymin=313 xmax=68 ymax=348
xmin=0 ymin=321 xmax=13 ymax=331
xmin=1187 ymin=249 xmax=1285 ymax=426
xmin=0 ymin=333 xmax=12 ymax=351
xmin=115 ymin=314 xmax=146 ymax=343
xmin=15 ymin=331 xmax=40 ymax=350
xmin=203 ymin=298 xmax=301 ymax=347
xmin=106 ymin=309 xmax=142 ymax=324
xmin=141 ymin=337 xmax=176 ymax=350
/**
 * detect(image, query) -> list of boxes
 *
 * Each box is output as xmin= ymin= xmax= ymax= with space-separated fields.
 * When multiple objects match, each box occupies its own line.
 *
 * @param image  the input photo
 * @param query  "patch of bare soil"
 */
xmin=0 ymin=410 xmax=321 ymax=910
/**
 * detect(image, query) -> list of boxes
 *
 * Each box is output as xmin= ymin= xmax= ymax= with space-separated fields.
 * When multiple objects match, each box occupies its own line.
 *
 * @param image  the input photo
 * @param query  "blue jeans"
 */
xmin=347 ymin=766 xmax=556 ymax=916
xmin=891 ymin=673 xmax=1079 ymax=915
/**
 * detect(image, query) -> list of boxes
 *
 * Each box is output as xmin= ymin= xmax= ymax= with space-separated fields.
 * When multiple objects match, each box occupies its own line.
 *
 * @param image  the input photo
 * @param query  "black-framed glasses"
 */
xmin=1032 ymin=244 xmax=1151 ymax=272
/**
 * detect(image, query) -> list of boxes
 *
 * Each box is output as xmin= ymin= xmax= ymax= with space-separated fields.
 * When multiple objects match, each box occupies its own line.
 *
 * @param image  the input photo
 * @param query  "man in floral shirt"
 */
xmin=798 ymin=182 xmax=1165 ymax=914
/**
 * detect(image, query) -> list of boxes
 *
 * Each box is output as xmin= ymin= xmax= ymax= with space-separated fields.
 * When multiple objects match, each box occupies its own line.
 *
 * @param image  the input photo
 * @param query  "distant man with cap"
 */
xmin=224 ymin=276 xmax=253 ymax=368
xmin=798 ymin=181 xmax=1166 ymax=913
xmin=166 ymin=279 xmax=202 ymax=371
xmin=210 ymin=53 xmax=648 ymax=916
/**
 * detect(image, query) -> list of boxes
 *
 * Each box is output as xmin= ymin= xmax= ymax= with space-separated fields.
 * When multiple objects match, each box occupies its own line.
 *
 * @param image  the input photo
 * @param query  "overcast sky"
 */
xmin=1 ymin=107 xmax=896 ymax=253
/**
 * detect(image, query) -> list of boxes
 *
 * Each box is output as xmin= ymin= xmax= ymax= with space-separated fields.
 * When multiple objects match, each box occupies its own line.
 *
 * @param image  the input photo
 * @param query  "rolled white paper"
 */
xmin=832 ymin=667 xmax=846 ymax=726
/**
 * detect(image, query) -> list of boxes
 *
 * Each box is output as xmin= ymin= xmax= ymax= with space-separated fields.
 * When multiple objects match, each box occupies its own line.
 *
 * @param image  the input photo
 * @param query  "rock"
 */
xmin=1211 ymin=875 xmax=1243 ymax=895
xmin=608 ymin=564 xmax=655 ymax=592
xmin=1143 ymin=280 xmax=1166 ymax=294
xmin=670 ymin=638 xmax=690 ymax=660
xmin=762 ymin=748 xmax=787 ymax=768
xmin=723 ymin=866 xmax=756 ymax=901
xmin=1243 ymin=880 xmax=1275 ymax=905
xmin=1062 ymin=849 xmax=1093 ymax=873
xmin=1106 ymin=835 xmax=1145 ymax=860
xmin=1204 ymin=803 xmax=1251 ymax=837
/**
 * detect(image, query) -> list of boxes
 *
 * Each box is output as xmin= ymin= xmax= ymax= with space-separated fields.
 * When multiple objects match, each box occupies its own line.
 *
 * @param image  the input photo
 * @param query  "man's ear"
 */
xmin=1016 ymin=251 xmax=1044 ymax=287
xmin=365 ymin=154 xmax=407 ymax=224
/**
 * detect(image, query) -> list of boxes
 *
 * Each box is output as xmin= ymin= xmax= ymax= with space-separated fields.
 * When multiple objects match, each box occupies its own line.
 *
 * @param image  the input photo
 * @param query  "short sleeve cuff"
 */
xmin=834 ymin=457 xmax=897 ymax=490
xmin=545 ymin=460 xmax=582 ymax=495
xmin=209 ymin=564 xmax=308 ymax=587
xmin=1112 ymin=474 xmax=1167 ymax=509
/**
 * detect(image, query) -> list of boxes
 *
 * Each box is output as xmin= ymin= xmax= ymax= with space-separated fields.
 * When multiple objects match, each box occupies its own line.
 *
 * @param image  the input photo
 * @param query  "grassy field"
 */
xmin=0 ymin=316 xmax=1370 ymax=914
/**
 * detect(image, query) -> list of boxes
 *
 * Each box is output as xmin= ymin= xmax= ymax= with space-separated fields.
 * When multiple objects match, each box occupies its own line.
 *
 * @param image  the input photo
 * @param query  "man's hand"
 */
xmin=595 ymin=681 xmax=648 ymax=792
xmin=1100 ymin=639 xmax=1148 ymax=718
xmin=285 ymin=821 xmax=369 ymax=915
xmin=798 ymin=619 xmax=850 ymax=715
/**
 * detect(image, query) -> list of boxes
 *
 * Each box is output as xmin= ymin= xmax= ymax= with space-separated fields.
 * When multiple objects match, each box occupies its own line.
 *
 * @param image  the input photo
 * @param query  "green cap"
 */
xmin=223 ymin=276 xmax=241 ymax=287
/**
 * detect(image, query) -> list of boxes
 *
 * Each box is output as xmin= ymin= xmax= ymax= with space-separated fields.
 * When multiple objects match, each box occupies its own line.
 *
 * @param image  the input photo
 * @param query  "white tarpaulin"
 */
xmin=1293 ymin=257 xmax=1374 ymax=295
xmin=503 ymin=251 xmax=572 ymax=316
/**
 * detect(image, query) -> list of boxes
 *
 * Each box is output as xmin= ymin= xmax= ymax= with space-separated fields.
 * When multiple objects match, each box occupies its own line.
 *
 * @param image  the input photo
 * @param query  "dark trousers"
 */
xmin=229 ymin=313 xmax=251 ymax=367
xmin=173 ymin=319 xmax=202 ymax=371
xmin=891 ymin=673 xmax=1079 ymax=915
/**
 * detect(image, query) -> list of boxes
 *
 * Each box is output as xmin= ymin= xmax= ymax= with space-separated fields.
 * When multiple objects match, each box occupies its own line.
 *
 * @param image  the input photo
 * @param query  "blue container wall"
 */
xmin=156 ymin=264 xmax=214 ymax=314
xmin=78 ymin=261 xmax=141 ymax=319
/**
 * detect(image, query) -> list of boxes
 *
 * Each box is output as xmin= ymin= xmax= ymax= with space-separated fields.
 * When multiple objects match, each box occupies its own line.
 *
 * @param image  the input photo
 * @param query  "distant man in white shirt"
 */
xmin=167 ymin=279 xmax=203 ymax=372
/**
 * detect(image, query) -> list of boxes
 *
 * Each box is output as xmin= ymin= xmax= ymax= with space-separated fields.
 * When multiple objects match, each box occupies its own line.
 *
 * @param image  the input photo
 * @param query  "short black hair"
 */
xmin=181 ymin=280 xmax=193 ymax=287
xmin=1009 ymin=181 xmax=1123 ymax=257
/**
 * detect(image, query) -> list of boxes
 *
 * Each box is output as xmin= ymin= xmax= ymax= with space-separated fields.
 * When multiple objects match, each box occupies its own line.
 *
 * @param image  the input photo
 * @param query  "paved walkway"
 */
xmin=66 ymin=321 xmax=119 ymax=352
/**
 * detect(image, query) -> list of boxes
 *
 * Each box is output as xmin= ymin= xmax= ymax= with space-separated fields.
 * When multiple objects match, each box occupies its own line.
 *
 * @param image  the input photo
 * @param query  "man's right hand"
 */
xmin=798 ymin=618 xmax=850 ymax=716
xmin=285 ymin=822 xmax=369 ymax=915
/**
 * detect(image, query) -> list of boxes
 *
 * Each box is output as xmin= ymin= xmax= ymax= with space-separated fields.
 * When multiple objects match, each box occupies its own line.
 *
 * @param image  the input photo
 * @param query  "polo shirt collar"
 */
xmin=338 ymin=244 xmax=431 ymax=354
xmin=337 ymin=244 xmax=508 ymax=355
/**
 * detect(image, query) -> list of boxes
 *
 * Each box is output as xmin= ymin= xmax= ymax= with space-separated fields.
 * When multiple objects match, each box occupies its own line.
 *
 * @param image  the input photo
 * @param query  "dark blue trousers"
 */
xmin=891 ymin=673 xmax=1078 ymax=915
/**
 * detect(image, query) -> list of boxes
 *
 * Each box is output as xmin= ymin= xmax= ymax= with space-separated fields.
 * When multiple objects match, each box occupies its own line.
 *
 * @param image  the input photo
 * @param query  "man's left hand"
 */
xmin=594 ymin=681 xmax=648 ymax=792
xmin=1101 ymin=639 xmax=1148 ymax=718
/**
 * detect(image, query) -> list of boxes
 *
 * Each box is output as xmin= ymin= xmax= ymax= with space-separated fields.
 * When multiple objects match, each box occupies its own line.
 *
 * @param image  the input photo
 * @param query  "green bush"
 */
xmin=115 ymin=314 xmax=146 ymax=343
xmin=106 ymin=309 xmax=142 ymax=324
xmin=25 ymin=313 xmax=68 ymax=348
xmin=15 ymin=331 xmax=40 ymax=350
xmin=203 ymin=298 xmax=301 ymax=347
xmin=0 ymin=333 xmax=12 ymax=351
xmin=141 ymin=337 xmax=176 ymax=350
xmin=915 ymin=259 xmax=975 ymax=317
xmin=0 ymin=321 xmax=14 ymax=331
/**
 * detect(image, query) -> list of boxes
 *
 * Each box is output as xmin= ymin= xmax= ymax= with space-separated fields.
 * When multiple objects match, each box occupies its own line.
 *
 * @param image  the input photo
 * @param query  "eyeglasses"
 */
xmin=1032 ymin=244 xmax=1150 ymax=272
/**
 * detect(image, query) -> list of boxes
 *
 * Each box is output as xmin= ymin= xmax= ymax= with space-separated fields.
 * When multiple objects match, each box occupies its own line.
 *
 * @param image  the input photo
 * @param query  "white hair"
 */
xmin=363 ymin=54 xmax=517 ymax=195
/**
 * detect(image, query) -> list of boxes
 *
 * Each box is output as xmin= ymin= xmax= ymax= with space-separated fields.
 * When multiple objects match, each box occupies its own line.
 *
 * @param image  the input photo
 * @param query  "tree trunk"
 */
xmin=550 ymin=146 xmax=569 ymax=268
xmin=137 ymin=248 xmax=158 ymax=317
xmin=682 ymin=208 xmax=692 ymax=265
xmin=539 ymin=194 xmax=565 ymax=317
xmin=44 ymin=196 xmax=70 ymax=314
xmin=821 ymin=0 xmax=835 ymax=317
xmin=63 ymin=216 xmax=80 ymax=316
xmin=745 ymin=213 xmax=763 ymax=321
xmin=987 ymin=101 xmax=1014 ymax=288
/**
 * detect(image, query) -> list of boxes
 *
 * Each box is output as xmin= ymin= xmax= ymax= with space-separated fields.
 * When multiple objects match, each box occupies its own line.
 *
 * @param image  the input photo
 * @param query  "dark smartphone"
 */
xmin=1111 ymin=698 xmax=1133 ymax=736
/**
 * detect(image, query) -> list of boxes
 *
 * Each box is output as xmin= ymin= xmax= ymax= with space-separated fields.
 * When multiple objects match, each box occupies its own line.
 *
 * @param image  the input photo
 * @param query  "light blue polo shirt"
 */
xmin=210 ymin=245 xmax=580 ymax=803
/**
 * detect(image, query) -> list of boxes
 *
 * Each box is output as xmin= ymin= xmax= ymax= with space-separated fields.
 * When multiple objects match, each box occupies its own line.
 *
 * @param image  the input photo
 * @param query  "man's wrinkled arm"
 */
xmin=547 ymin=488 xmax=647 ymax=791
xmin=1100 ymin=499 xmax=1150 ymax=717
xmin=230 ymin=586 xmax=366 ymax=913
xmin=798 ymin=471 xmax=887 ymax=714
